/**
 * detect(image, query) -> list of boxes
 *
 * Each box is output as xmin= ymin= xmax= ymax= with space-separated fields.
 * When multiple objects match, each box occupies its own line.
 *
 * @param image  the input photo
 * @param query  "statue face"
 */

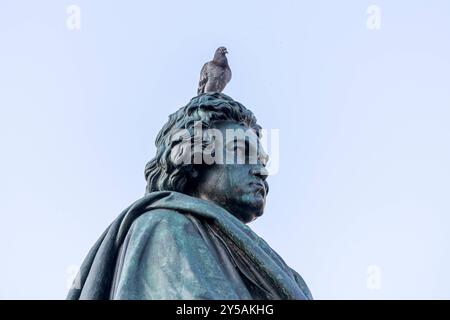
xmin=191 ymin=121 xmax=269 ymax=223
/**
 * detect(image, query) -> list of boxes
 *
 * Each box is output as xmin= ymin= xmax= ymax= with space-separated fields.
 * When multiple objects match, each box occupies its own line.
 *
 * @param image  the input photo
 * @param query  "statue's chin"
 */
xmin=208 ymin=195 xmax=266 ymax=223
xmin=241 ymin=210 xmax=264 ymax=224
xmin=235 ymin=200 xmax=265 ymax=224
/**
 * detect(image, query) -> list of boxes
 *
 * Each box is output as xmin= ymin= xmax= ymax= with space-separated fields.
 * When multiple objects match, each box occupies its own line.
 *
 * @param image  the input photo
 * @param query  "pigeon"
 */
xmin=197 ymin=47 xmax=232 ymax=94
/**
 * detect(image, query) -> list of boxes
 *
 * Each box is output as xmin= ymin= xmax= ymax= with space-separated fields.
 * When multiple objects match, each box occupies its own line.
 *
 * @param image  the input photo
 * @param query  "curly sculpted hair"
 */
xmin=144 ymin=92 xmax=260 ymax=194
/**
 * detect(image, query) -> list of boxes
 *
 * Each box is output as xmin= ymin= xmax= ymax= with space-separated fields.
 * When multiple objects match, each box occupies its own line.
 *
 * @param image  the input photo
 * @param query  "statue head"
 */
xmin=145 ymin=92 xmax=269 ymax=223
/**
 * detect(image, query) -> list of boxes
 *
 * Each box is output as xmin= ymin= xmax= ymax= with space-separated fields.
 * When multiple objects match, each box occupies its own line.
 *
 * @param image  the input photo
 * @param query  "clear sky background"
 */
xmin=1 ymin=0 xmax=450 ymax=299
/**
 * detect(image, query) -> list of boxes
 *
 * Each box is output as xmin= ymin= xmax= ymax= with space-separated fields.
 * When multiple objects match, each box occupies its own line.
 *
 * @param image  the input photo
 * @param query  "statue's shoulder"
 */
xmin=129 ymin=208 xmax=198 ymax=234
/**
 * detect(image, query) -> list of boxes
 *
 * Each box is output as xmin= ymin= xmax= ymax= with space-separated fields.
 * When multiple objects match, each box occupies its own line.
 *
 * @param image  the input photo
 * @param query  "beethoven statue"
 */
xmin=67 ymin=92 xmax=312 ymax=300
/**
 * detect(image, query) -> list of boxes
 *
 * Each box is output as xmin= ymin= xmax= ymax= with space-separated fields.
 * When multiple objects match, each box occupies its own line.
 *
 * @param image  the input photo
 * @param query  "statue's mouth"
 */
xmin=249 ymin=181 xmax=266 ymax=197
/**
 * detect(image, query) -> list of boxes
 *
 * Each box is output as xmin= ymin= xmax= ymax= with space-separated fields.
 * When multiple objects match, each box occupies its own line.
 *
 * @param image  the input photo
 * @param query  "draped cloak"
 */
xmin=67 ymin=191 xmax=312 ymax=300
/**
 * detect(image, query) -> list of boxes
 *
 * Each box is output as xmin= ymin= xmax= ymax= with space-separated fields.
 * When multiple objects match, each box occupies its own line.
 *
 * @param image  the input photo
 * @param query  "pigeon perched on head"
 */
xmin=197 ymin=46 xmax=232 ymax=95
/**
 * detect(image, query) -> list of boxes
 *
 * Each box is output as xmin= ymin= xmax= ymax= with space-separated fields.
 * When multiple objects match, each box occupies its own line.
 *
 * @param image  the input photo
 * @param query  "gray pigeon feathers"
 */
xmin=197 ymin=47 xmax=232 ymax=94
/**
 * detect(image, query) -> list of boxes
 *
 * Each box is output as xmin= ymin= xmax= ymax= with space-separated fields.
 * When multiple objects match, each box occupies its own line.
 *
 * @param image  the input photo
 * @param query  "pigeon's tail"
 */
xmin=197 ymin=63 xmax=208 ymax=95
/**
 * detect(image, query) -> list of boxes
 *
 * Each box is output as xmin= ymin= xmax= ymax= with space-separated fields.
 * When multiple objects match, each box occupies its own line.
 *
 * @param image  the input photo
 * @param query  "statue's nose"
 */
xmin=250 ymin=166 xmax=268 ymax=181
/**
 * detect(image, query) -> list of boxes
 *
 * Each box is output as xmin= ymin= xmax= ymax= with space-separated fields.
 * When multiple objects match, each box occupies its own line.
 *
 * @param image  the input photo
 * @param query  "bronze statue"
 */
xmin=67 ymin=71 xmax=311 ymax=300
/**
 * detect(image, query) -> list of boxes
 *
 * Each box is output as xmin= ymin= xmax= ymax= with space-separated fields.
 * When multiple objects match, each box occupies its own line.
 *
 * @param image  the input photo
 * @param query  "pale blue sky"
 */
xmin=1 ymin=0 xmax=450 ymax=299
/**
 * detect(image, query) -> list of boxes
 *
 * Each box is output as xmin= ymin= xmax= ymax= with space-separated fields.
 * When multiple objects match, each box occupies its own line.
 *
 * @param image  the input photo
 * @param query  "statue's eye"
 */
xmin=234 ymin=144 xmax=246 ymax=158
xmin=226 ymin=138 xmax=262 ymax=165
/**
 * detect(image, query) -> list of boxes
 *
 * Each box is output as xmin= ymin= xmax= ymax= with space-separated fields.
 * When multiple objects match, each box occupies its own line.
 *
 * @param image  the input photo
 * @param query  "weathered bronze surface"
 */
xmin=67 ymin=93 xmax=312 ymax=300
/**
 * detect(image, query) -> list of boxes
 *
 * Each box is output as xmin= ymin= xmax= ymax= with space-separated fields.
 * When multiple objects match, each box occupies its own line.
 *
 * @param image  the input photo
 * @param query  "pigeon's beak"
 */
xmin=224 ymin=49 xmax=228 ymax=54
